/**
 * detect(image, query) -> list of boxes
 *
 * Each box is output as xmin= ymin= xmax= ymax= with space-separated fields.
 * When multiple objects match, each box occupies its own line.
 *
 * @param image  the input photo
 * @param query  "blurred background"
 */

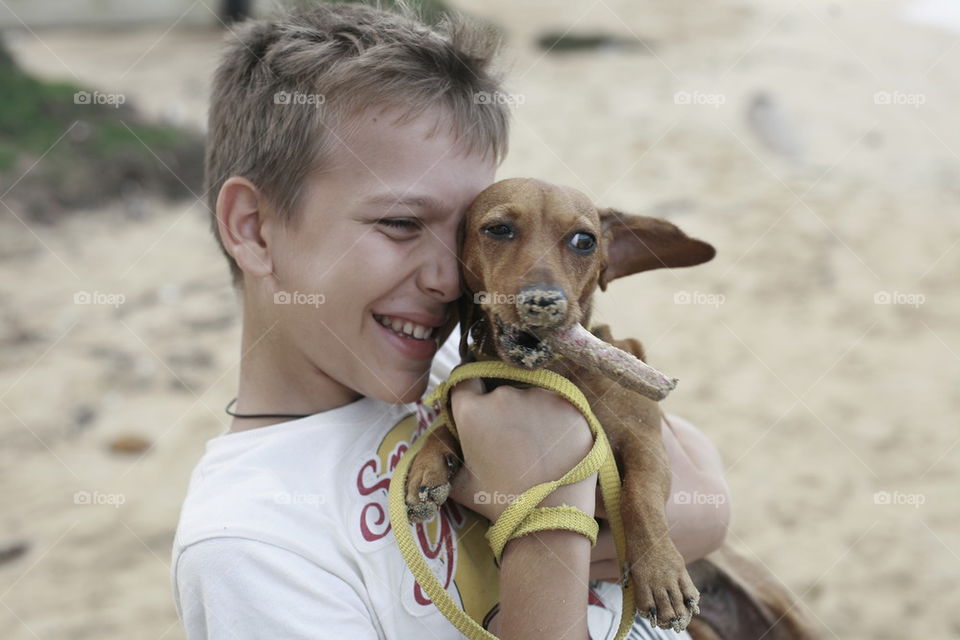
xmin=0 ymin=0 xmax=958 ymax=638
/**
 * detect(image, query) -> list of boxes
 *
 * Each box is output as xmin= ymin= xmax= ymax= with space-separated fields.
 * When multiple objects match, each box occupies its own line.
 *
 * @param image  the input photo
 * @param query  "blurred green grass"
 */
xmin=0 ymin=40 xmax=203 ymax=219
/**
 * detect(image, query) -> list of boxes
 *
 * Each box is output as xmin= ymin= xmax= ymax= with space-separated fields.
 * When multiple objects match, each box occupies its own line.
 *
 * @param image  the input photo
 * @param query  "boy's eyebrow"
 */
xmin=362 ymin=193 xmax=446 ymax=212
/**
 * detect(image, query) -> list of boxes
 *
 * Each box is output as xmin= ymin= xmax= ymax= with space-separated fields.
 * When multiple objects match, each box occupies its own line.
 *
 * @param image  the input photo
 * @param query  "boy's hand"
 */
xmin=447 ymin=378 xmax=597 ymax=523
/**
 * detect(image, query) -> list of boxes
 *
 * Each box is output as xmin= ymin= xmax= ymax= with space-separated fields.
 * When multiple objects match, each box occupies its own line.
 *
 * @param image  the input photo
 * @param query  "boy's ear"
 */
xmin=216 ymin=176 xmax=274 ymax=280
xmin=598 ymin=208 xmax=716 ymax=291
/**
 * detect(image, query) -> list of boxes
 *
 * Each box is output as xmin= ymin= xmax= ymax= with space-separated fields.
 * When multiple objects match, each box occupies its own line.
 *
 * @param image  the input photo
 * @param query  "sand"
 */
xmin=1 ymin=0 xmax=958 ymax=638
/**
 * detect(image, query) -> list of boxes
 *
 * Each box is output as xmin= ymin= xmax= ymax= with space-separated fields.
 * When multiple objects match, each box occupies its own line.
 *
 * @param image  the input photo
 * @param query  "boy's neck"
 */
xmin=228 ymin=308 xmax=362 ymax=434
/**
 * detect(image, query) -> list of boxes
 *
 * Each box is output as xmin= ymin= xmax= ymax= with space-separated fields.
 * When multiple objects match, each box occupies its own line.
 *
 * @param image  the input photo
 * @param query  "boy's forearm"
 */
xmin=495 ymin=530 xmax=592 ymax=640
xmin=666 ymin=473 xmax=731 ymax=562
xmin=661 ymin=414 xmax=731 ymax=562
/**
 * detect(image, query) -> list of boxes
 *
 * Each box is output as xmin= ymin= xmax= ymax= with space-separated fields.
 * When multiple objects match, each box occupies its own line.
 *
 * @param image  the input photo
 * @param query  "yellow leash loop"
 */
xmin=388 ymin=360 xmax=637 ymax=640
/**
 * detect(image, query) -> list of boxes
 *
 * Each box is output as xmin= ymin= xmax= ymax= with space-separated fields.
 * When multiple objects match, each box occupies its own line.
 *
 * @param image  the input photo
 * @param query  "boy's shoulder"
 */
xmin=173 ymin=396 xmax=410 ymax=552
xmin=172 ymin=327 xmax=462 ymax=558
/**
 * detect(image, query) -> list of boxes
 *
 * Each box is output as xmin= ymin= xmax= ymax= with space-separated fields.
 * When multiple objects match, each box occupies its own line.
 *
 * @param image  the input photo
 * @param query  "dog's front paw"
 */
xmin=405 ymin=453 xmax=459 ymax=523
xmin=631 ymin=550 xmax=701 ymax=633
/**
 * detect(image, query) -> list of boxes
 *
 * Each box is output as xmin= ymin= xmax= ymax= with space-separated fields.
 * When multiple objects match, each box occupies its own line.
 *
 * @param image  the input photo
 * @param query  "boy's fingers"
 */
xmin=448 ymin=464 xmax=480 ymax=505
xmin=591 ymin=519 xmax=615 ymax=562
xmin=589 ymin=559 xmax=621 ymax=584
xmin=449 ymin=377 xmax=486 ymax=405
xmin=589 ymin=506 xmax=618 ymax=583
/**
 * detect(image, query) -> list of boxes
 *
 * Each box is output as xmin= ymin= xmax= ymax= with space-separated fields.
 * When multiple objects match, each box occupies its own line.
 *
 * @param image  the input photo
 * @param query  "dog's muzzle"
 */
xmin=494 ymin=315 xmax=555 ymax=369
xmin=516 ymin=285 xmax=568 ymax=329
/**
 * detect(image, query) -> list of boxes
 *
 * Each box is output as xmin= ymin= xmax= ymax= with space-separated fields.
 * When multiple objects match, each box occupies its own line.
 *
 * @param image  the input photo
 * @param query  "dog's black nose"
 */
xmin=516 ymin=285 xmax=567 ymax=329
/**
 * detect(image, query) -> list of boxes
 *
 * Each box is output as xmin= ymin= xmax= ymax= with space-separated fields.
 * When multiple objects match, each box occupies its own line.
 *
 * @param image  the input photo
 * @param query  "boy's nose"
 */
xmin=418 ymin=252 xmax=461 ymax=303
xmin=516 ymin=285 xmax=567 ymax=328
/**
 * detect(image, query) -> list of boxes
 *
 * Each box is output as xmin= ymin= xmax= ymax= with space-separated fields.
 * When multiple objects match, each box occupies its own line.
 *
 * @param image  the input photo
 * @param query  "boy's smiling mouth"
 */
xmin=373 ymin=313 xmax=438 ymax=340
xmin=372 ymin=312 xmax=444 ymax=362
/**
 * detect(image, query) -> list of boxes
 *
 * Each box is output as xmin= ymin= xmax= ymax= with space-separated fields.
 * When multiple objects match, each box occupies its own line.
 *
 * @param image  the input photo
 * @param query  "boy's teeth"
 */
xmin=374 ymin=314 xmax=434 ymax=341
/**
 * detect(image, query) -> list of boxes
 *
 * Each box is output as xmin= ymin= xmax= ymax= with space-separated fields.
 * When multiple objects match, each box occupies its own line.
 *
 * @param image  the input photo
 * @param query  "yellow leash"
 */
xmin=388 ymin=360 xmax=636 ymax=639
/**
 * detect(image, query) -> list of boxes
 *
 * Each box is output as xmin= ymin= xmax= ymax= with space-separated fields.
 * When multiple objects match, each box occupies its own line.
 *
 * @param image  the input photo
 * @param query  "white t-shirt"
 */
xmin=171 ymin=326 xmax=691 ymax=640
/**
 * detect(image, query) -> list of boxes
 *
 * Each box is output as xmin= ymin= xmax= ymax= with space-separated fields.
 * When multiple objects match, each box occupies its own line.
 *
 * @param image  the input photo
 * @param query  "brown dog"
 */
xmin=405 ymin=178 xmax=819 ymax=637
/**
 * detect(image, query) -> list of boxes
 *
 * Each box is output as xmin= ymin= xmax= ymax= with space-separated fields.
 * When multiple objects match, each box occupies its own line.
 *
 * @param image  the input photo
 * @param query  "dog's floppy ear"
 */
xmin=430 ymin=292 xmax=477 ymax=362
xmin=453 ymin=215 xmax=481 ymax=361
xmin=455 ymin=294 xmax=478 ymax=361
xmin=598 ymin=208 xmax=716 ymax=291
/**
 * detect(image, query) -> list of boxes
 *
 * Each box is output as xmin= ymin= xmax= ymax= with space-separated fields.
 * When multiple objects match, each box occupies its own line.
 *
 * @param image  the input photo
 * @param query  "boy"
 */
xmin=171 ymin=3 xmax=730 ymax=639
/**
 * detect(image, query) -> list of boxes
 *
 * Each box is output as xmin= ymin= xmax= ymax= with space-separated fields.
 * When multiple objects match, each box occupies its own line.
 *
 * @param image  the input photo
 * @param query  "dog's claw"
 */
xmin=406 ymin=449 xmax=458 ymax=523
xmin=629 ymin=546 xmax=699 ymax=631
xmin=406 ymin=482 xmax=451 ymax=523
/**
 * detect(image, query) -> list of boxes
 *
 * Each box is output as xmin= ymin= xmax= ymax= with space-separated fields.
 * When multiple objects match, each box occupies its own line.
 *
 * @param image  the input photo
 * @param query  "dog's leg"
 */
xmin=619 ymin=428 xmax=701 ymax=632
xmin=404 ymin=424 xmax=463 ymax=522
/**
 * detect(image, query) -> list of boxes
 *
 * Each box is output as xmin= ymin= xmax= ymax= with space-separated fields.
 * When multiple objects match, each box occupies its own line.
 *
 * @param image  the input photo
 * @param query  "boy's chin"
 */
xmin=368 ymin=372 xmax=429 ymax=405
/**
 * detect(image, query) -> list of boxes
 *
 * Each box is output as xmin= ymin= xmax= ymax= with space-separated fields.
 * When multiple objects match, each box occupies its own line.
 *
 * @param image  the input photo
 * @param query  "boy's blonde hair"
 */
xmin=205 ymin=1 xmax=511 ymax=284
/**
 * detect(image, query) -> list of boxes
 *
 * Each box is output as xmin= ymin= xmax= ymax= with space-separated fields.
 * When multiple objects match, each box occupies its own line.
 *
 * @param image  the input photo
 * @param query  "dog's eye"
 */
xmin=483 ymin=223 xmax=515 ymax=239
xmin=569 ymin=232 xmax=596 ymax=254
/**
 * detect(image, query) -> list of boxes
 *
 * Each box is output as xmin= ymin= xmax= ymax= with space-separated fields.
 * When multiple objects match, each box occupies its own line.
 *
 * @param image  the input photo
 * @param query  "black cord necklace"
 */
xmin=224 ymin=398 xmax=311 ymax=420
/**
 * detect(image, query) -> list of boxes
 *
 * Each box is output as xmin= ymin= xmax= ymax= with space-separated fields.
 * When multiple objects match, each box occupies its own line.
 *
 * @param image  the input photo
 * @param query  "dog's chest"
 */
xmin=546 ymin=359 xmax=663 ymax=442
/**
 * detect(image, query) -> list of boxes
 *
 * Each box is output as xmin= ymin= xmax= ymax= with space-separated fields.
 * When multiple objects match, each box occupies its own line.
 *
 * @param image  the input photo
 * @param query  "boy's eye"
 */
xmin=377 ymin=218 xmax=421 ymax=233
xmin=378 ymin=218 xmax=417 ymax=228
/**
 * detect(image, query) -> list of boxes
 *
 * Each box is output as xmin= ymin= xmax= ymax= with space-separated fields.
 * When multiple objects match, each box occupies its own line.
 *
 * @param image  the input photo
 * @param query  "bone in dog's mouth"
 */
xmin=492 ymin=315 xmax=679 ymax=401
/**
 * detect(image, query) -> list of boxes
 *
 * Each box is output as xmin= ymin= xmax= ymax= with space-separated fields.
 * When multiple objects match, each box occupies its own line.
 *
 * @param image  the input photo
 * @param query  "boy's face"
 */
xmin=261 ymin=107 xmax=496 ymax=406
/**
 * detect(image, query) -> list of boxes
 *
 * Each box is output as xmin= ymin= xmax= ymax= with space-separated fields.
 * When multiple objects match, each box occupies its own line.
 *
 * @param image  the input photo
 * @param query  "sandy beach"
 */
xmin=1 ymin=0 xmax=958 ymax=638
